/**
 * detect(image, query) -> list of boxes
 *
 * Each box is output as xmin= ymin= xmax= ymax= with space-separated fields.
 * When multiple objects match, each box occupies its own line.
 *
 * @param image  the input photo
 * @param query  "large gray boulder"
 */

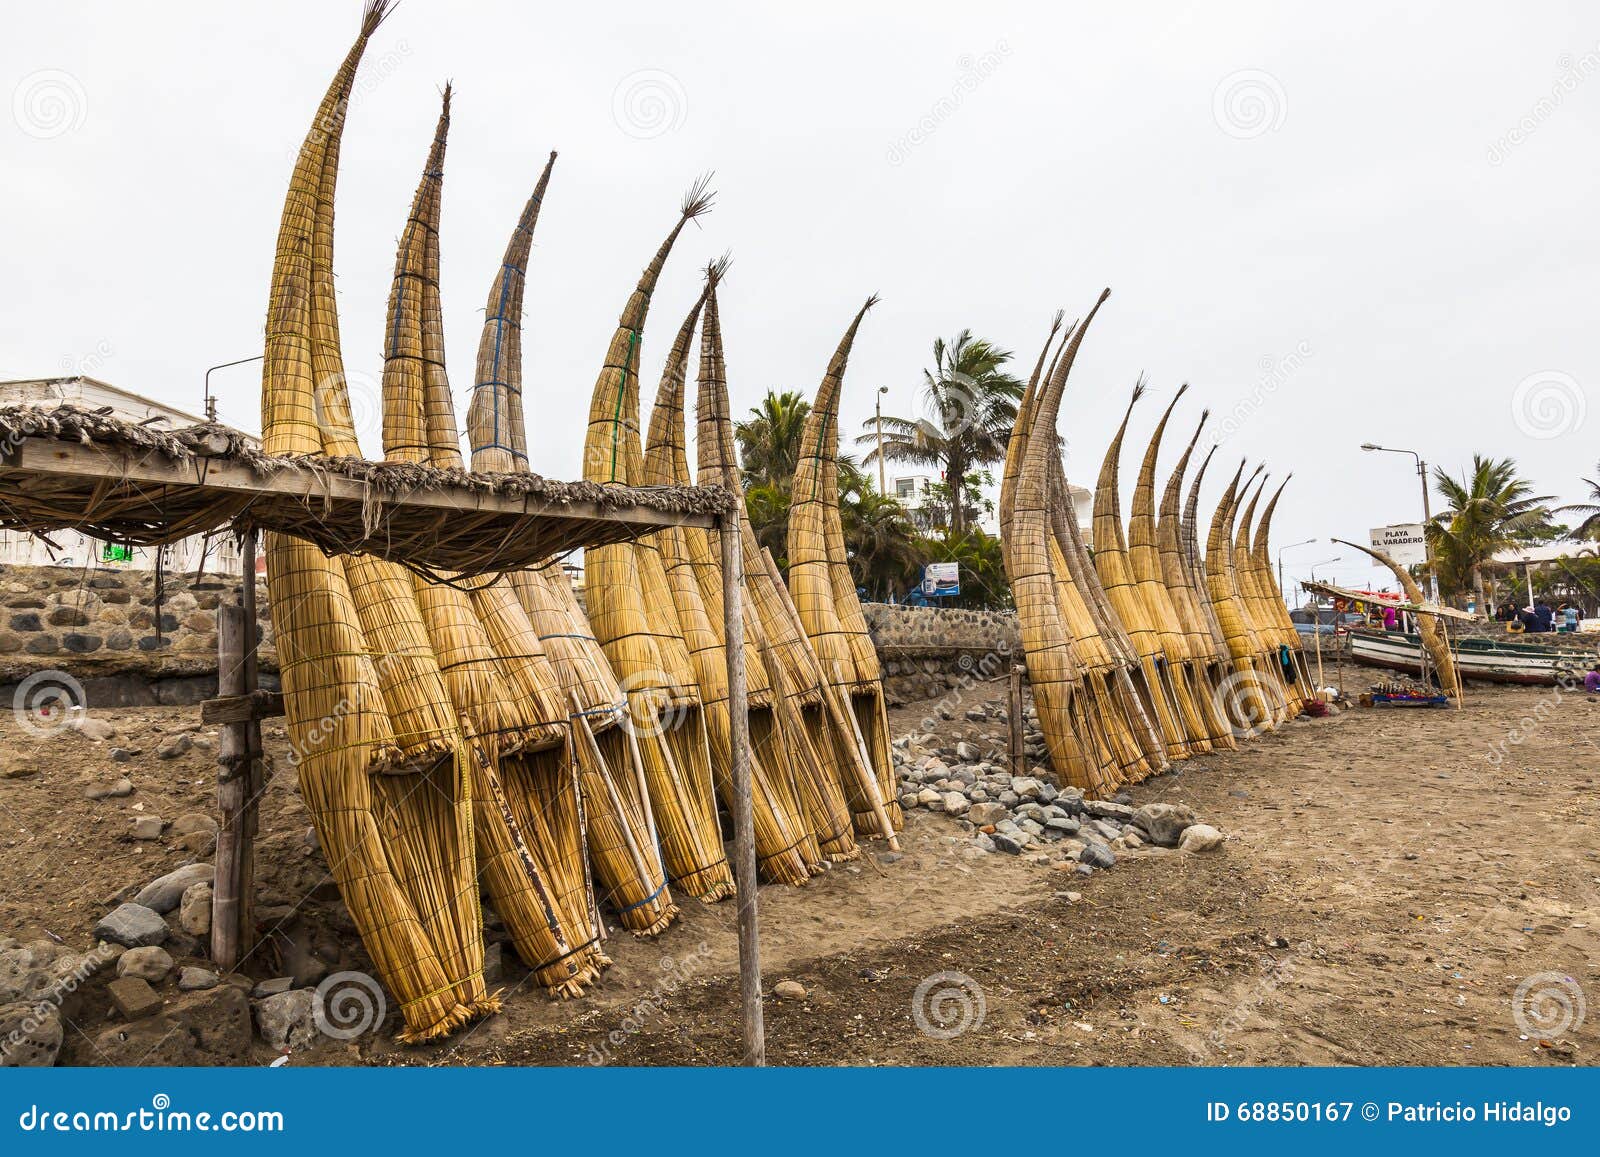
xmin=1131 ymin=802 xmax=1199 ymax=848
xmin=0 ymin=1000 xmax=62 ymax=1066
xmin=1179 ymin=824 xmax=1225 ymax=853
xmin=133 ymin=863 xmax=214 ymax=914
xmin=255 ymin=989 xmax=318 ymax=1052
xmin=93 ymin=903 xmax=169 ymax=948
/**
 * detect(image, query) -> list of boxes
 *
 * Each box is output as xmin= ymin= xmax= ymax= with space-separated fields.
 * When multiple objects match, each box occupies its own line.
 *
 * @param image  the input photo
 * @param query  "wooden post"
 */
xmin=1008 ymin=664 xmax=1025 ymax=779
xmin=238 ymin=531 xmax=262 ymax=953
xmin=213 ymin=530 xmax=261 ymax=972
xmin=721 ymin=512 xmax=764 ymax=1067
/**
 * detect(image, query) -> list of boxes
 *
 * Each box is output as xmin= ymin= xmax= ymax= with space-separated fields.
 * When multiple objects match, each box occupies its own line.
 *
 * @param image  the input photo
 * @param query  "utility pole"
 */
xmin=875 ymin=386 xmax=889 ymax=496
xmin=1360 ymin=443 xmax=1440 ymax=604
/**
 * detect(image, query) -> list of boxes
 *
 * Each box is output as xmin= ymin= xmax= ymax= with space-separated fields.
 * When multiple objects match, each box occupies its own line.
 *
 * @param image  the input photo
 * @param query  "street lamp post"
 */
xmin=875 ymin=386 xmax=889 ymax=496
xmin=1278 ymin=538 xmax=1315 ymax=607
xmin=1360 ymin=442 xmax=1440 ymax=604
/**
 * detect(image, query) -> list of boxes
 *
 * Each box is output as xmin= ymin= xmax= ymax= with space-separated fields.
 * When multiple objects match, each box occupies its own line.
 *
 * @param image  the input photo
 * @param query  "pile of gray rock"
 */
xmin=893 ymin=723 xmax=1225 ymax=871
xmin=1 ymin=853 xmax=365 ymax=1067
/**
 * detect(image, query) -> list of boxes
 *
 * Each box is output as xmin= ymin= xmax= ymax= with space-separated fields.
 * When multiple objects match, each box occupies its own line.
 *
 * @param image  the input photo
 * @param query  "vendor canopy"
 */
xmin=1300 ymin=579 xmax=1480 ymax=622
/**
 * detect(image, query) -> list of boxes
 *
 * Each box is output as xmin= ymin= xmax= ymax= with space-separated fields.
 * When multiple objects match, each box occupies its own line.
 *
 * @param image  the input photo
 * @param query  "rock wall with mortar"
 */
xmin=0 ymin=564 xmax=274 ymax=705
xmin=862 ymin=604 xmax=1022 ymax=705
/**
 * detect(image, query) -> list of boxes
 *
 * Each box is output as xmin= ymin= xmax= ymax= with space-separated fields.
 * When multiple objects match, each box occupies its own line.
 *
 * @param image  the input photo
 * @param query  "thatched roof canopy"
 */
xmin=0 ymin=405 xmax=733 ymax=580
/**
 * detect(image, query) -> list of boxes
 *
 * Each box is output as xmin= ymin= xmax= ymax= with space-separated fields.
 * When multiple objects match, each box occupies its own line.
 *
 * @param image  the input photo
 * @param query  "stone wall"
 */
xmin=0 ymin=566 xmax=1021 ymax=709
xmin=0 ymin=564 xmax=274 ymax=705
xmin=862 ymin=604 xmax=1021 ymax=705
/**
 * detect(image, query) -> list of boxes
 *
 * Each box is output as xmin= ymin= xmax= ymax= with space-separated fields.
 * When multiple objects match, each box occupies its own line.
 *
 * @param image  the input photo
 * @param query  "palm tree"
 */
xmin=1429 ymin=455 xmax=1554 ymax=608
xmin=859 ymin=330 xmax=1022 ymax=539
xmin=735 ymin=390 xmax=810 ymax=490
xmin=1554 ymin=462 xmax=1600 ymax=541
xmin=744 ymin=481 xmax=792 ymax=564
xmin=840 ymin=484 xmax=921 ymax=600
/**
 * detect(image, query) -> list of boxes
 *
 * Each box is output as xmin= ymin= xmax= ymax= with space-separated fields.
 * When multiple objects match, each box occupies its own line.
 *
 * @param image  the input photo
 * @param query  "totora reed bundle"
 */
xmin=1156 ymin=412 xmax=1237 ymax=751
xmin=693 ymin=267 xmax=835 ymax=879
xmin=1203 ymin=464 xmax=1285 ymax=737
xmin=577 ymin=179 xmax=734 ymax=904
xmin=464 ymin=160 xmax=677 ymax=935
xmin=1252 ymin=481 xmax=1318 ymax=705
xmin=382 ymin=118 xmax=606 ymax=995
xmin=1003 ymin=291 xmax=1113 ymax=796
xmin=1092 ymin=383 xmax=1204 ymax=763
xmin=1004 ymin=317 xmax=1168 ymax=785
xmin=644 ymin=275 xmax=857 ymax=871
xmin=1129 ymin=387 xmax=1233 ymax=751
xmin=787 ymin=297 xmax=904 ymax=839
xmin=259 ymin=2 xmax=487 ymax=1042
xmin=1232 ymin=475 xmax=1302 ymax=718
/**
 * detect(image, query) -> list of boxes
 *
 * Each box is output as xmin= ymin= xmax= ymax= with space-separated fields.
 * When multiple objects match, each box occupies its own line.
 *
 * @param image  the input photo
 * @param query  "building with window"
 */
xmin=0 ymin=377 xmax=255 ymax=575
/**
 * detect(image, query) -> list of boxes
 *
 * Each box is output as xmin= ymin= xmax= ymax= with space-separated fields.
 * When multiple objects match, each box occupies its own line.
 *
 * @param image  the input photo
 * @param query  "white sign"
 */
xmin=1369 ymin=523 xmax=1427 ymax=566
xmin=922 ymin=561 xmax=960 ymax=597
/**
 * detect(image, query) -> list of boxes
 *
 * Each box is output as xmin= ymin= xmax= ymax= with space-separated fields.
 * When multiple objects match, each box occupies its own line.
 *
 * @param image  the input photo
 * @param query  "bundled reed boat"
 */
xmin=695 ymin=269 xmax=838 ymax=878
xmin=787 ymin=297 xmax=905 ymax=841
xmin=576 ymin=180 xmax=733 ymax=908
xmin=1093 ymin=383 xmax=1209 ymax=763
xmin=258 ymin=1 xmax=489 ymax=1041
xmin=380 ymin=116 xmax=607 ymax=996
xmin=1154 ymin=412 xmax=1238 ymax=751
xmin=465 ymin=163 xmax=682 ymax=933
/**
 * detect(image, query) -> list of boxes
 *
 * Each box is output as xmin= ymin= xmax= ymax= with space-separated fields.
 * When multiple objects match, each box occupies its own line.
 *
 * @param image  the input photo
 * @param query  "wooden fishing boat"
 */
xmin=1348 ymin=628 xmax=1586 ymax=686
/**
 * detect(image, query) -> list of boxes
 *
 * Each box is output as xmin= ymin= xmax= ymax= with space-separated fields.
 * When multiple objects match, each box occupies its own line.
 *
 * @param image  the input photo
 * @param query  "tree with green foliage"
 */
xmin=859 ymin=330 xmax=1022 ymax=538
xmin=1427 ymin=455 xmax=1554 ymax=608
xmin=734 ymin=389 xmax=811 ymax=491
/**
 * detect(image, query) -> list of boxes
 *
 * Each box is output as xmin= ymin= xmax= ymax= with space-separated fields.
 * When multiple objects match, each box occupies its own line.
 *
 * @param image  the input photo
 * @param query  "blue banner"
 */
xmin=3 ymin=1066 xmax=1592 ymax=1155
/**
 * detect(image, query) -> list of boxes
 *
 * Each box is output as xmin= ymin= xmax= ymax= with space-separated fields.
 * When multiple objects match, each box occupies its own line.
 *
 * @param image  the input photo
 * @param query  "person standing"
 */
xmin=1533 ymin=600 xmax=1555 ymax=633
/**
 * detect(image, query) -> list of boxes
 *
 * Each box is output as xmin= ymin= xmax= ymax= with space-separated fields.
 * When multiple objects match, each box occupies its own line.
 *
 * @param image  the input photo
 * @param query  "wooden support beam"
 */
xmin=4 ymin=436 xmax=719 ymax=532
xmin=1008 ymin=664 xmax=1026 ymax=780
xmin=201 ymin=689 xmax=284 ymax=725
xmin=721 ymin=511 xmax=764 ymax=1067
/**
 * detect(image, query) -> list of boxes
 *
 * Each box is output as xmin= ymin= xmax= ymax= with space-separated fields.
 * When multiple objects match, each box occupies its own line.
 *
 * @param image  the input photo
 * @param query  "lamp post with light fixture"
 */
xmin=1278 ymin=538 xmax=1315 ymax=607
xmin=1360 ymin=442 xmax=1439 ymax=603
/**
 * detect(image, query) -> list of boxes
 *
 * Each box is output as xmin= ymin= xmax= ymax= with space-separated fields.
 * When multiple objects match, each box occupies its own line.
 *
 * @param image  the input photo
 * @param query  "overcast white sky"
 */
xmin=4 ymin=1 xmax=1598 ymax=593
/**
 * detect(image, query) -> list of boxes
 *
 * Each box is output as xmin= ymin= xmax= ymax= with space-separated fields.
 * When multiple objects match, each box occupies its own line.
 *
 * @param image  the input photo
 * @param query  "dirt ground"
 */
xmin=1 ymin=676 xmax=1594 ymax=1067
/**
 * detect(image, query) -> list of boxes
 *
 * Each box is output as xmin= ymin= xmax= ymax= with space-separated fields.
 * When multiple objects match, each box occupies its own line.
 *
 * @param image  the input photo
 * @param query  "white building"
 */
xmin=0 ymin=377 xmax=254 ymax=575
xmin=887 ymin=470 xmax=1092 ymax=536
